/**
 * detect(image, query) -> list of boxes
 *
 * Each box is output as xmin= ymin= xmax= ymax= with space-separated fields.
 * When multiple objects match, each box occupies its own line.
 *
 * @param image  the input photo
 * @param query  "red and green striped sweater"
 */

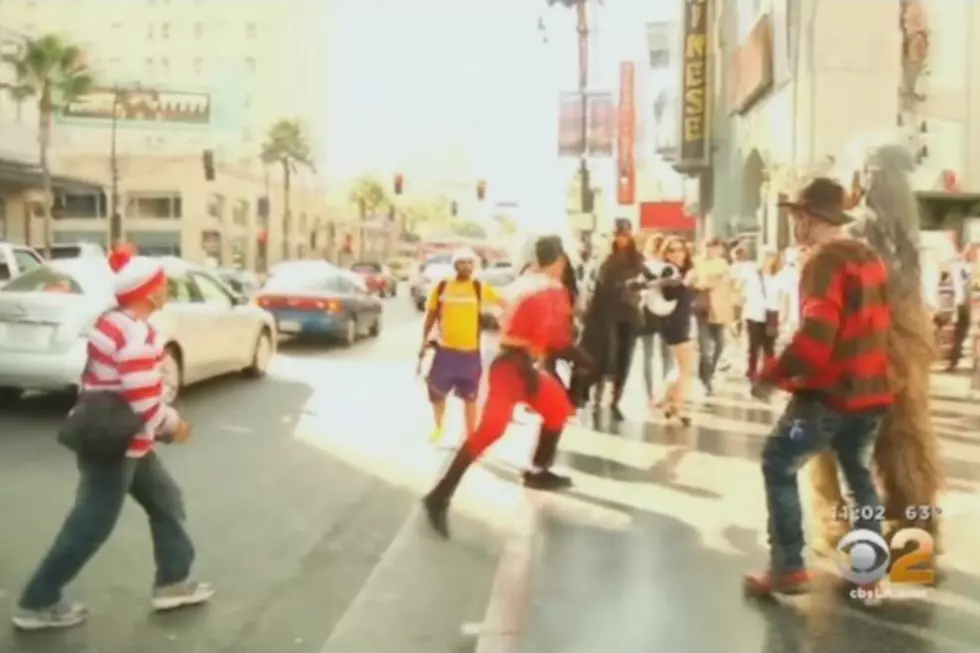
xmin=760 ymin=239 xmax=893 ymax=413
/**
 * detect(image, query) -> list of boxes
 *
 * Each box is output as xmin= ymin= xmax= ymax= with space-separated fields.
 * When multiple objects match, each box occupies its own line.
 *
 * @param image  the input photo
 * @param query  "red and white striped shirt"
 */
xmin=81 ymin=310 xmax=178 ymax=458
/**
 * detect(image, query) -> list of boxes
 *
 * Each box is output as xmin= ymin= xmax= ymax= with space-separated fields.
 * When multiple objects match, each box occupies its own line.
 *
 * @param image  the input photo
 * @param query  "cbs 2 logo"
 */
xmin=836 ymin=528 xmax=935 ymax=585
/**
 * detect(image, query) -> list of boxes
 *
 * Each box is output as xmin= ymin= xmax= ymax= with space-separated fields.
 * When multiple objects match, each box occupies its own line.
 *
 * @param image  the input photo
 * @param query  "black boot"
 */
xmin=422 ymin=447 xmax=474 ymax=538
xmin=523 ymin=428 xmax=572 ymax=491
xmin=610 ymin=379 xmax=625 ymax=422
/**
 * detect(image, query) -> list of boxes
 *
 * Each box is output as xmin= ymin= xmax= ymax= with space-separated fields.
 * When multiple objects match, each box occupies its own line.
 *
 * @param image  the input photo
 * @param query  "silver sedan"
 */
xmin=0 ymin=257 xmax=277 ymax=404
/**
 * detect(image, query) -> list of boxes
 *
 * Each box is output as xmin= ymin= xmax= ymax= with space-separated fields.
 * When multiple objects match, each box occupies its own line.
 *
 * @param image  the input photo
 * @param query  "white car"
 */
xmin=0 ymin=257 xmax=277 ymax=404
xmin=0 ymin=242 xmax=44 ymax=286
xmin=47 ymin=242 xmax=106 ymax=260
xmin=411 ymin=254 xmax=455 ymax=311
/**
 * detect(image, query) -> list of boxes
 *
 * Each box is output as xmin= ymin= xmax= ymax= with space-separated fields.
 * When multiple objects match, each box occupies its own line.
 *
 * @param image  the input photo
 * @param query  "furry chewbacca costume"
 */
xmin=810 ymin=145 xmax=944 ymax=554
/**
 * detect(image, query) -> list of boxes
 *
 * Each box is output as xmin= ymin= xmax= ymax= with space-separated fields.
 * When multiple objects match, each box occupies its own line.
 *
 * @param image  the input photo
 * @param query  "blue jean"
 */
xmin=696 ymin=320 xmax=725 ymax=386
xmin=19 ymin=451 xmax=195 ymax=609
xmin=762 ymin=394 xmax=884 ymax=573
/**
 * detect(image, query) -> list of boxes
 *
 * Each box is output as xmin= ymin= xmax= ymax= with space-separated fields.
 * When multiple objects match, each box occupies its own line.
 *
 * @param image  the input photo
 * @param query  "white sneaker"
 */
xmin=151 ymin=580 xmax=214 ymax=612
xmin=12 ymin=600 xmax=88 ymax=630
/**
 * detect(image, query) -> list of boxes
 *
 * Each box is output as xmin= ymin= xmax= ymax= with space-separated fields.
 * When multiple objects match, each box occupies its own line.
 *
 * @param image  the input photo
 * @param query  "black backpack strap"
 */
xmin=473 ymin=280 xmax=483 ymax=341
xmin=434 ymin=280 xmax=448 ymax=317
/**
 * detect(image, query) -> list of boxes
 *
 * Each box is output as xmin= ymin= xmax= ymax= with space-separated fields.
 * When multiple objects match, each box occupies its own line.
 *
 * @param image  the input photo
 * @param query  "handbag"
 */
xmin=58 ymin=391 xmax=143 ymax=463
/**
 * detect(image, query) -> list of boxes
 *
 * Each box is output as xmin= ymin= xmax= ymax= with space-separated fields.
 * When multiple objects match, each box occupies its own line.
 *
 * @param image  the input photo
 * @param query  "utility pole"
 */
xmin=576 ymin=0 xmax=594 ymax=233
xmin=109 ymin=86 xmax=122 ymax=246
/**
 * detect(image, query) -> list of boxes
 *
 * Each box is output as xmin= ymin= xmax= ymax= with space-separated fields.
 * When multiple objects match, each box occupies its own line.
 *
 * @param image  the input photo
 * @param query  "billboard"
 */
xmin=617 ymin=61 xmax=636 ymax=205
xmin=558 ymin=91 xmax=616 ymax=158
xmin=64 ymin=87 xmax=210 ymax=125
xmin=674 ymin=0 xmax=712 ymax=173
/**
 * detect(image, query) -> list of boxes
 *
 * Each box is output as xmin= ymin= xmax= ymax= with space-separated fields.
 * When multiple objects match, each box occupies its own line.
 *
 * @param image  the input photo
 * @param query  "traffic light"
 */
xmin=394 ymin=173 xmax=403 ymax=195
xmin=476 ymin=179 xmax=486 ymax=201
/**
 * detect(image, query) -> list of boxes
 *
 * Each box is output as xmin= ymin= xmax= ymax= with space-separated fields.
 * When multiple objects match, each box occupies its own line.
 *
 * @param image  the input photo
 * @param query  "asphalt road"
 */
xmin=1 ymin=291 xmax=979 ymax=653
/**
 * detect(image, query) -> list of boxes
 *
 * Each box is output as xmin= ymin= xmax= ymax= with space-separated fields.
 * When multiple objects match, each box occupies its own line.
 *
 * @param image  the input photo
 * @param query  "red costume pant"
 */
xmin=463 ymin=358 xmax=574 ymax=460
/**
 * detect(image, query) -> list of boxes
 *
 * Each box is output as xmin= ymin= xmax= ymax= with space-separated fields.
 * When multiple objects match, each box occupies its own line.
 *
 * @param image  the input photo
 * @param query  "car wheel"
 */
xmin=368 ymin=315 xmax=381 ymax=337
xmin=244 ymin=329 xmax=273 ymax=378
xmin=161 ymin=345 xmax=183 ymax=403
xmin=342 ymin=317 xmax=357 ymax=346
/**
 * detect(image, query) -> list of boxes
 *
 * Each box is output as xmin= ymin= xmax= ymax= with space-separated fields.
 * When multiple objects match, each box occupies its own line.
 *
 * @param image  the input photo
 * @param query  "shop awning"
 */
xmin=0 ymin=158 xmax=104 ymax=194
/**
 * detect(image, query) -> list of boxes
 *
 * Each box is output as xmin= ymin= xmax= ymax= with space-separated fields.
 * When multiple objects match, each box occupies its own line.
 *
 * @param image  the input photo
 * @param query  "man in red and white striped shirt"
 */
xmin=13 ymin=247 xmax=213 ymax=632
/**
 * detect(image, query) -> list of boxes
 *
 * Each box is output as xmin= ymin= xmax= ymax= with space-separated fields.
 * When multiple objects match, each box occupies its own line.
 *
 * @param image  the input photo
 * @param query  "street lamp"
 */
xmin=108 ymin=85 xmax=138 ymax=246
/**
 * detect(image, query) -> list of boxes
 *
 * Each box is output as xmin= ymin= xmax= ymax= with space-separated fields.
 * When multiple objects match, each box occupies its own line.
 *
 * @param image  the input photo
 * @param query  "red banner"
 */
xmin=617 ymin=62 xmax=636 ymax=205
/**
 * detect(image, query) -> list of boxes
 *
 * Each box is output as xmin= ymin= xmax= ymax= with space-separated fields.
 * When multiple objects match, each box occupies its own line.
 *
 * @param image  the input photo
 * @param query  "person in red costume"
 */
xmin=423 ymin=235 xmax=590 ymax=538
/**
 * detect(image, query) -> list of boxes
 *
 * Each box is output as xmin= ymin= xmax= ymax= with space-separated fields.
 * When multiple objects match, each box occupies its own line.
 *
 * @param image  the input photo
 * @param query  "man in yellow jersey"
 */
xmin=419 ymin=247 xmax=504 ymax=442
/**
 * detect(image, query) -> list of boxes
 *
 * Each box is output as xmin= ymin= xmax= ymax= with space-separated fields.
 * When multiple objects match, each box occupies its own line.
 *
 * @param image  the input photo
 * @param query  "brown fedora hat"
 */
xmin=778 ymin=177 xmax=854 ymax=225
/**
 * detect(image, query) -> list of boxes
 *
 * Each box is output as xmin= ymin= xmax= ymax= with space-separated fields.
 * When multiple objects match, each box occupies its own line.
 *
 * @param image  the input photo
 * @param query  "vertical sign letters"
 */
xmin=676 ymin=0 xmax=711 ymax=171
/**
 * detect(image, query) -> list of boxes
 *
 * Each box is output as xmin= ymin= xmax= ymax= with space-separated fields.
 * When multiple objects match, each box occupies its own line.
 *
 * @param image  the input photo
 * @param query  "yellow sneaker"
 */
xmin=428 ymin=426 xmax=444 ymax=443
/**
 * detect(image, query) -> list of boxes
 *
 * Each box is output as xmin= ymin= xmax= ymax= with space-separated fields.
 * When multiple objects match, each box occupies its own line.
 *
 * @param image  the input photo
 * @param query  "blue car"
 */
xmin=257 ymin=262 xmax=382 ymax=345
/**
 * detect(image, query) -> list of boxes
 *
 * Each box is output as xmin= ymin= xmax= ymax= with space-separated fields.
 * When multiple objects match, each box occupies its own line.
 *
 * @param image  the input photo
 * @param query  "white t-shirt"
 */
xmin=742 ymin=268 xmax=781 ymax=323
xmin=778 ymin=264 xmax=801 ymax=327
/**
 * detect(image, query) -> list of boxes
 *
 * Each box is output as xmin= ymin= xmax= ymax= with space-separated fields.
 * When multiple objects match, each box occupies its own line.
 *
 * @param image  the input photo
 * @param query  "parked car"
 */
xmin=476 ymin=260 xmax=517 ymax=329
xmin=0 ymin=242 xmax=44 ymax=286
xmin=0 ymin=257 xmax=276 ymax=404
xmin=47 ymin=242 xmax=105 ymax=260
xmin=411 ymin=253 xmax=454 ymax=311
xmin=215 ymin=267 xmax=261 ymax=298
xmin=256 ymin=261 xmax=382 ymax=345
xmin=351 ymin=261 xmax=397 ymax=297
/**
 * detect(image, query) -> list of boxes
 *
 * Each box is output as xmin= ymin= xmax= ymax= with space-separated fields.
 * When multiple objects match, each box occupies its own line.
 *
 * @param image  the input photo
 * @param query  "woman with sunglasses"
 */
xmin=656 ymin=235 xmax=696 ymax=425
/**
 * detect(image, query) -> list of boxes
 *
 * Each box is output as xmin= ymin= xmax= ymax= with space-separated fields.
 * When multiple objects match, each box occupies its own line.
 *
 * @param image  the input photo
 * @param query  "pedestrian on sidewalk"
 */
xmin=743 ymin=247 xmax=782 ymax=380
xmin=578 ymin=219 xmax=648 ymax=420
xmin=637 ymin=233 xmax=674 ymax=406
xmin=422 ymin=236 xmax=590 ymax=538
xmin=13 ymin=247 xmax=212 ymax=632
xmin=947 ymin=247 xmax=973 ymax=371
xmin=418 ymin=247 xmax=504 ymax=444
xmin=655 ymin=236 xmax=696 ymax=425
xmin=744 ymin=178 xmax=892 ymax=597
xmin=692 ymin=238 xmax=735 ymax=395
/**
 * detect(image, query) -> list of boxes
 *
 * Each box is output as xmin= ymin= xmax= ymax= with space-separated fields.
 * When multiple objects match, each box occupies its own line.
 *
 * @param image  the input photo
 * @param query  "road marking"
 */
xmin=472 ymin=496 xmax=539 ymax=653
xmin=318 ymin=506 xmax=420 ymax=652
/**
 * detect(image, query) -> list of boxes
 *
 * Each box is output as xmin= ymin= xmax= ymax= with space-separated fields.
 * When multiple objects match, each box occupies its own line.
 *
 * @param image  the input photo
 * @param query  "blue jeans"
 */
xmin=696 ymin=320 xmax=725 ymax=386
xmin=19 ymin=452 xmax=195 ymax=609
xmin=762 ymin=394 xmax=884 ymax=573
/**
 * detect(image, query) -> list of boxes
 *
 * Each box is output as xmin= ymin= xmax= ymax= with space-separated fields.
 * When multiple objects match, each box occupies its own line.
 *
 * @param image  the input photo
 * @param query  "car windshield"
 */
xmin=1 ymin=261 xmax=109 ymax=296
xmin=351 ymin=262 xmax=381 ymax=273
xmin=48 ymin=246 xmax=82 ymax=260
xmin=263 ymin=272 xmax=334 ymax=293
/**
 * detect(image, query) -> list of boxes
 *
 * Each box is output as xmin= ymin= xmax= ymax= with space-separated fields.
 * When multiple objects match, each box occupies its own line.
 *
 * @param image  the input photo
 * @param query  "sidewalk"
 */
xmin=472 ymin=370 xmax=980 ymax=653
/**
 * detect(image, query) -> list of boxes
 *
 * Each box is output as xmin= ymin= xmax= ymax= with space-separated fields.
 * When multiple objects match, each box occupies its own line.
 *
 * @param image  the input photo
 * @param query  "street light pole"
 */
xmin=109 ymin=86 xmax=122 ymax=246
xmin=575 ymin=0 xmax=594 ymax=233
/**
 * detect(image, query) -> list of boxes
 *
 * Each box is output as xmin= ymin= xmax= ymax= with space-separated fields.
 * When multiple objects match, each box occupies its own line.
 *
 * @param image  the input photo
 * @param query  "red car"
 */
xmin=351 ymin=262 xmax=396 ymax=297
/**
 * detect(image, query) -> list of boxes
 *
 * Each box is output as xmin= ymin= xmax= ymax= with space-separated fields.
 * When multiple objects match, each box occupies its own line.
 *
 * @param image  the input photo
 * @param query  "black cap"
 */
xmin=613 ymin=218 xmax=632 ymax=235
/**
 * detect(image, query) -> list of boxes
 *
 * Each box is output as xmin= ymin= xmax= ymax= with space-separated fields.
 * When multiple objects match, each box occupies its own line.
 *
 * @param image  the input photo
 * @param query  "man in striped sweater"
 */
xmin=743 ymin=178 xmax=894 ymax=597
xmin=13 ymin=248 xmax=213 ymax=631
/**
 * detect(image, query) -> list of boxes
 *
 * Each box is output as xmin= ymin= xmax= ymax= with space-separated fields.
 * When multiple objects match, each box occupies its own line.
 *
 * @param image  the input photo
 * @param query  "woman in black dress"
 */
xmin=657 ymin=235 xmax=696 ymax=425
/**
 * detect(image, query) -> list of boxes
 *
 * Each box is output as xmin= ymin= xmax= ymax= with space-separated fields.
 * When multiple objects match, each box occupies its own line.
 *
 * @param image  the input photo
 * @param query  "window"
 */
xmin=246 ymin=23 xmax=257 ymax=38
xmin=12 ymin=248 xmax=42 ymax=272
xmin=0 ymin=252 xmax=9 ymax=281
xmin=125 ymin=194 xmax=182 ymax=219
xmin=2 ymin=266 xmax=82 ymax=294
xmin=56 ymin=193 xmax=105 ymax=219
xmin=167 ymin=275 xmax=198 ymax=303
xmin=192 ymin=273 xmax=232 ymax=308
xmin=193 ymin=23 xmax=203 ymax=38
xmin=245 ymin=57 xmax=256 ymax=72
xmin=207 ymin=193 xmax=225 ymax=220
xmin=161 ymin=23 xmax=170 ymax=39
xmin=232 ymin=199 xmax=248 ymax=226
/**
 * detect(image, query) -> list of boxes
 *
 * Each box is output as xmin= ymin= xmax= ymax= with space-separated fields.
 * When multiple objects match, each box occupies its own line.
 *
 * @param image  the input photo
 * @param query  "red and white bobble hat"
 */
xmin=107 ymin=245 xmax=167 ymax=306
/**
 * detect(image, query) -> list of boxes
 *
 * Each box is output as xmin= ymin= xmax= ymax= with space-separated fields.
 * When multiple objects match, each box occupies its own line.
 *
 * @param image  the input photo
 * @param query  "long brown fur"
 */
xmin=808 ymin=145 xmax=944 ymax=556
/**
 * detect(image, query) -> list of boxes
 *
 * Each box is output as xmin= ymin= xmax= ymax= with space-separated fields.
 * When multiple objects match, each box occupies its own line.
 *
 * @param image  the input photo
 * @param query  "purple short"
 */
xmin=428 ymin=347 xmax=482 ymax=401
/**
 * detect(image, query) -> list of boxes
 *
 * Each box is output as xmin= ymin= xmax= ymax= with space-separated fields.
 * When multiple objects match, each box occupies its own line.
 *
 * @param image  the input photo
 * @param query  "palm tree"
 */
xmin=2 ymin=34 xmax=95 ymax=253
xmin=260 ymin=119 xmax=314 ymax=260
xmin=347 ymin=176 xmax=390 ymax=259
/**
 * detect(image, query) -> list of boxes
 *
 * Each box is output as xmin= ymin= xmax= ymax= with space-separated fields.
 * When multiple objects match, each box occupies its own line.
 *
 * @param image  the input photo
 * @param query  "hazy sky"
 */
xmin=322 ymin=0 xmax=674 ymax=221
